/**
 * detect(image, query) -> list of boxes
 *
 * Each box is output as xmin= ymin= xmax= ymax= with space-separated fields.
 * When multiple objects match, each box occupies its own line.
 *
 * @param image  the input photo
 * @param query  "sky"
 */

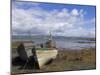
xmin=12 ymin=1 xmax=96 ymax=37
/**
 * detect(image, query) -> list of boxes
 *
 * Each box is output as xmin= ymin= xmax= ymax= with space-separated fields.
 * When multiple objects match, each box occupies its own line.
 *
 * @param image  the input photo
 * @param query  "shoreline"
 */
xmin=12 ymin=40 xmax=95 ymax=51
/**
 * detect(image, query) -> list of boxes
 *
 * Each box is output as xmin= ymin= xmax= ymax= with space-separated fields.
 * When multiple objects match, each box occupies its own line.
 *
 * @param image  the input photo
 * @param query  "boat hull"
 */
xmin=17 ymin=46 xmax=58 ymax=69
xmin=35 ymin=50 xmax=58 ymax=69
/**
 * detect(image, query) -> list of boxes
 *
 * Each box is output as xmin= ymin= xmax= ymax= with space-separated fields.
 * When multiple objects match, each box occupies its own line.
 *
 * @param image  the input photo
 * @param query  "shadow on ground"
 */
xmin=12 ymin=56 xmax=39 ymax=70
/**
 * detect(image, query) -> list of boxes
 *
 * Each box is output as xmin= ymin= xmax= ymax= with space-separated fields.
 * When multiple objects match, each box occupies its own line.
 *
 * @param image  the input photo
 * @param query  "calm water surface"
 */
xmin=13 ymin=36 xmax=96 ymax=49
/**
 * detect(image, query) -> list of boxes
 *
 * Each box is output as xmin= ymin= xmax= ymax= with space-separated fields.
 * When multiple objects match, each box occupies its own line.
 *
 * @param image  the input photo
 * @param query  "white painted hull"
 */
xmin=35 ymin=50 xmax=58 ymax=69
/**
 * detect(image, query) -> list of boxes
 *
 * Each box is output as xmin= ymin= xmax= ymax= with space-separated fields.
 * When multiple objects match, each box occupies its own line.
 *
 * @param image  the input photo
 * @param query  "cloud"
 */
xmin=12 ymin=2 xmax=95 ymax=37
xmin=71 ymin=9 xmax=79 ymax=16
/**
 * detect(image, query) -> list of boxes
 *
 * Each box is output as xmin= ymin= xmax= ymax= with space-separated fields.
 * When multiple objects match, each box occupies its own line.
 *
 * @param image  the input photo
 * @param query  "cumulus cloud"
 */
xmin=12 ymin=2 xmax=95 ymax=37
xmin=71 ymin=9 xmax=79 ymax=16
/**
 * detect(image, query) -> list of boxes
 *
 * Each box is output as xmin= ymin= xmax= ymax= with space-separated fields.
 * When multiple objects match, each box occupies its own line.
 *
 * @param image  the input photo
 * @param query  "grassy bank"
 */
xmin=12 ymin=47 xmax=96 ymax=74
xmin=42 ymin=48 xmax=96 ymax=72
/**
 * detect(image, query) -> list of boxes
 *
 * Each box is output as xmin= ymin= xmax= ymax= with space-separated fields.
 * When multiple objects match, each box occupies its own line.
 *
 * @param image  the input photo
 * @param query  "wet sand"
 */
xmin=11 ymin=47 xmax=96 ymax=74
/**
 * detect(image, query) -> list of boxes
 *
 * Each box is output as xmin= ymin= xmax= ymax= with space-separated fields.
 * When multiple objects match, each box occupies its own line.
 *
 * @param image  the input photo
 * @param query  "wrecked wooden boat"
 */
xmin=16 ymin=32 xmax=58 ymax=69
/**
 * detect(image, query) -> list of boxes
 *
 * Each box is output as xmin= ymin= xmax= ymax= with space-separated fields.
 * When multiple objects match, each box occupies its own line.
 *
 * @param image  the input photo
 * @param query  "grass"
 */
xmin=12 ymin=41 xmax=21 ymax=49
xmin=40 ymin=48 xmax=96 ymax=72
xmin=11 ymin=47 xmax=96 ymax=74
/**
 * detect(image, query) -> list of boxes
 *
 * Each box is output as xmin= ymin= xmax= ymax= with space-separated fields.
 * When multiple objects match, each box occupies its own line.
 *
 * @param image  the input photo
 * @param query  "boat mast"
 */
xmin=48 ymin=31 xmax=52 ymax=41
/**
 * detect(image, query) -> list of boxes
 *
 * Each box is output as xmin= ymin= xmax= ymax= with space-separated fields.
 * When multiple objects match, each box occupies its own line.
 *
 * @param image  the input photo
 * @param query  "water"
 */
xmin=54 ymin=37 xmax=95 ymax=49
xmin=12 ymin=36 xmax=95 ymax=49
